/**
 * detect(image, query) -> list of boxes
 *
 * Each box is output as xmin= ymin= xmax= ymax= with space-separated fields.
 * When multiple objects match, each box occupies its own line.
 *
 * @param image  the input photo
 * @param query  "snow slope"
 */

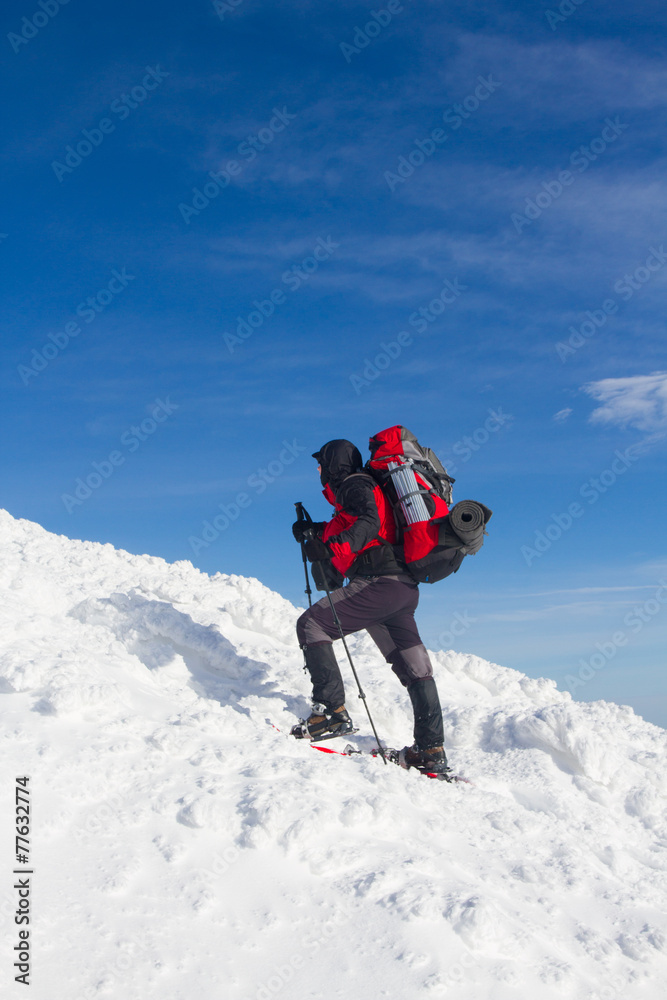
xmin=1 ymin=508 xmax=666 ymax=1000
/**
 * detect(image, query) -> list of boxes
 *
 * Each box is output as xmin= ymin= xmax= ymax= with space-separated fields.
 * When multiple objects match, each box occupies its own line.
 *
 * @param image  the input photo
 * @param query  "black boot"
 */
xmin=407 ymin=676 xmax=445 ymax=750
xmin=301 ymin=642 xmax=345 ymax=710
xmin=401 ymin=743 xmax=450 ymax=774
xmin=290 ymin=704 xmax=355 ymax=741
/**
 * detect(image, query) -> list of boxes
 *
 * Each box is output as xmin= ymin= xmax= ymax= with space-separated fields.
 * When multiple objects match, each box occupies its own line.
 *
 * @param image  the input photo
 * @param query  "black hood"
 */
xmin=312 ymin=439 xmax=363 ymax=490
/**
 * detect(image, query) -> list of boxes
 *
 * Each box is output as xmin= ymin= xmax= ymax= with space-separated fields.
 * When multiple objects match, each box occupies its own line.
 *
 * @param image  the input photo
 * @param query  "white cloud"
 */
xmin=437 ymin=33 xmax=667 ymax=123
xmin=553 ymin=407 xmax=573 ymax=422
xmin=583 ymin=371 xmax=667 ymax=434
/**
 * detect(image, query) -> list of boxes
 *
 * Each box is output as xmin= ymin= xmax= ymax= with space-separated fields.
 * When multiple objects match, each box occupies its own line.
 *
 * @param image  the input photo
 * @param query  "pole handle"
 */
xmin=294 ymin=501 xmax=313 ymax=608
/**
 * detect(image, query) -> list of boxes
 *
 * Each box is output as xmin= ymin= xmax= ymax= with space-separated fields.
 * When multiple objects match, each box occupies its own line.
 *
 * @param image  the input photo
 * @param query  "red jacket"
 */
xmin=321 ymin=475 xmax=400 ymax=578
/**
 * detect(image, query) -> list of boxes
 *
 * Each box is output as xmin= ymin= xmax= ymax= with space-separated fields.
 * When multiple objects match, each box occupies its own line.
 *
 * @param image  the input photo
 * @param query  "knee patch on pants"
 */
xmin=296 ymin=607 xmax=333 ymax=647
xmin=389 ymin=644 xmax=433 ymax=687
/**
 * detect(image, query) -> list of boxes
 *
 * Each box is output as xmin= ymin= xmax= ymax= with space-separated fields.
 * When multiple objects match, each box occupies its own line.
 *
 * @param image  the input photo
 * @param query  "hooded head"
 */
xmin=312 ymin=439 xmax=363 ymax=490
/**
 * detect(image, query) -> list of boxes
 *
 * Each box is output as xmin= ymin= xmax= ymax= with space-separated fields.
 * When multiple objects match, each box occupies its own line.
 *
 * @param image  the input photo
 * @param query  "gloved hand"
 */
xmin=304 ymin=537 xmax=331 ymax=562
xmin=292 ymin=520 xmax=325 ymax=543
xmin=292 ymin=520 xmax=309 ymax=543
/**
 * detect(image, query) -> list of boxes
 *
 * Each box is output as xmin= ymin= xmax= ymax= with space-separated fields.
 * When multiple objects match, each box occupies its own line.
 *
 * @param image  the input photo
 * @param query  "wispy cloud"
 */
xmin=553 ymin=407 xmax=572 ymax=422
xmin=434 ymin=33 xmax=667 ymax=124
xmin=481 ymin=598 xmax=648 ymax=623
xmin=518 ymin=586 xmax=660 ymax=597
xmin=583 ymin=370 xmax=667 ymax=436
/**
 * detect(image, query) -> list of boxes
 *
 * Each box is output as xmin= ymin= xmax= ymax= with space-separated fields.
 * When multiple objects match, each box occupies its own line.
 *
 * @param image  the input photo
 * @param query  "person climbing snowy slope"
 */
xmin=291 ymin=438 xmax=449 ymax=774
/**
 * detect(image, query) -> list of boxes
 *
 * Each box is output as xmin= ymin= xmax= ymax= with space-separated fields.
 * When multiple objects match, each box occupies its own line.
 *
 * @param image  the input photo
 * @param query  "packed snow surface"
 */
xmin=1 ymin=509 xmax=667 ymax=1000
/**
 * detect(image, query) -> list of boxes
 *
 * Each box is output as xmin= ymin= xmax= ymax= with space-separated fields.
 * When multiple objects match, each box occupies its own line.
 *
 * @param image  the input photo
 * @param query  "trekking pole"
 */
xmin=295 ymin=502 xmax=387 ymax=764
xmin=294 ymin=502 xmax=313 ymax=608
xmin=319 ymin=568 xmax=387 ymax=764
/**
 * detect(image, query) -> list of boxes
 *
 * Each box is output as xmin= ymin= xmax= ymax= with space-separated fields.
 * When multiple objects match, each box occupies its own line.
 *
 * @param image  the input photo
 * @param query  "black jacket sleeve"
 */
xmin=327 ymin=475 xmax=381 ymax=553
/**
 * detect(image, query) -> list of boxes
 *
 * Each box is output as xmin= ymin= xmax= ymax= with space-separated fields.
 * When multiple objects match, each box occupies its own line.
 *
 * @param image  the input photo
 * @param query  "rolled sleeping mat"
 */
xmin=439 ymin=500 xmax=493 ymax=554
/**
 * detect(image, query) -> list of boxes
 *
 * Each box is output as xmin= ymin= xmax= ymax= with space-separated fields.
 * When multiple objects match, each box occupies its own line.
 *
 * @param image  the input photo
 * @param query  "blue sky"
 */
xmin=2 ymin=0 xmax=666 ymax=726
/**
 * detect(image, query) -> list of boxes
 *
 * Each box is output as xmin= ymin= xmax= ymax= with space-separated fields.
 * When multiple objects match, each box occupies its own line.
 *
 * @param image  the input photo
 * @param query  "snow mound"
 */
xmin=1 ymin=508 xmax=666 ymax=1000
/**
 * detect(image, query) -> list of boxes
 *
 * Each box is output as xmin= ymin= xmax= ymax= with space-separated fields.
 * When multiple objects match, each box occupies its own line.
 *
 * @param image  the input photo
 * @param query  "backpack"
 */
xmin=366 ymin=425 xmax=492 ymax=584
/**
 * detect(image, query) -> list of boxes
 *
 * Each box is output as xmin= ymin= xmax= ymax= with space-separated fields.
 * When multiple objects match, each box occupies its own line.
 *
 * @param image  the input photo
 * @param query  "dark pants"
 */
xmin=296 ymin=576 xmax=445 ymax=749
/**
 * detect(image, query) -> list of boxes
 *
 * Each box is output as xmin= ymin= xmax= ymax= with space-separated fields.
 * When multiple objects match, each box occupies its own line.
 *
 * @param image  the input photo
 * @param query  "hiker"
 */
xmin=291 ymin=438 xmax=448 ymax=773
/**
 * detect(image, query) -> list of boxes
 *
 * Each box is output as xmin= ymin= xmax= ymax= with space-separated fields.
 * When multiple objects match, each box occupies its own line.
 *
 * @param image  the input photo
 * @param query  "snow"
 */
xmin=1 ymin=507 xmax=667 ymax=1000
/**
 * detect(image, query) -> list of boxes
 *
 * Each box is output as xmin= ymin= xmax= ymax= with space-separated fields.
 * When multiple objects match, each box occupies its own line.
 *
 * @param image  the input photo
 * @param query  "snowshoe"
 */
xmin=290 ymin=705 xmax=357 ymax=742
xmin=399 ymin=743 xmax=451 ymax=776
